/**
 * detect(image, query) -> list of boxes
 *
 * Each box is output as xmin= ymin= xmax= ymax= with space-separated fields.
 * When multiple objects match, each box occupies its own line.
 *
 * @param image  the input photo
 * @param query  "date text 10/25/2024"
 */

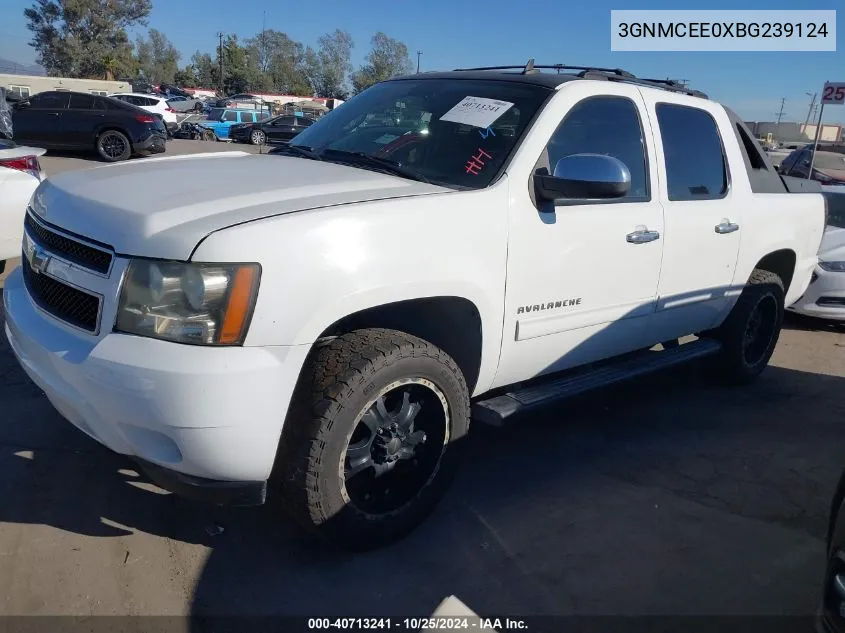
xmin=307 ymin=617 xmax=529 ymax=630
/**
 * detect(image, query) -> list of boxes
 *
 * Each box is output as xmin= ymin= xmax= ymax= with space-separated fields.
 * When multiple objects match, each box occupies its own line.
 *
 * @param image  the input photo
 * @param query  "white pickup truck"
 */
xmin=3 ymin=62 xmax=828 ymax=550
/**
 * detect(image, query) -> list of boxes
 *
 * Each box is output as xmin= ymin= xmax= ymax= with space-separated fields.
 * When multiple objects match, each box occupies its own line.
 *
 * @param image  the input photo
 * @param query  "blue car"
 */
xmin=199 ymin=108 xmax=272 ymax=140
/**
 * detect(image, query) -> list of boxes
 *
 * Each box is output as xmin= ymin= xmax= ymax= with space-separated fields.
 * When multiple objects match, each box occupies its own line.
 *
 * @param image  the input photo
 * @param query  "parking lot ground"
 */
xmin=1 ymin=148 xmax=845 ymax=619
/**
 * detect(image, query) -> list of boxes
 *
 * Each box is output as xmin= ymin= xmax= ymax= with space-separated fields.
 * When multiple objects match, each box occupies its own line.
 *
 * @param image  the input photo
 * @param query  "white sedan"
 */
xmin=0 ymin=141 xmax=46 ymax=274
xmin=789 ymin=188 xmax=845 ymax=321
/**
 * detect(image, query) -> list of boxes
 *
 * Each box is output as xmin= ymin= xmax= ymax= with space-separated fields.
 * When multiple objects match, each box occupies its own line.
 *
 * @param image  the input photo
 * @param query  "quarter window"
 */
xmin=656 ymin=103 xmax=728 ymax=201
xmin=544 ymin=96 xmax=650 ymax=200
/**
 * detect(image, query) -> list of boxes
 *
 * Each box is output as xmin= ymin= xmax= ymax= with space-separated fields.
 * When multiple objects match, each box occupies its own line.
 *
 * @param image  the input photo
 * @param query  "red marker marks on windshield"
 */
xmin=465 ymin=148 xmax=492 ymax=175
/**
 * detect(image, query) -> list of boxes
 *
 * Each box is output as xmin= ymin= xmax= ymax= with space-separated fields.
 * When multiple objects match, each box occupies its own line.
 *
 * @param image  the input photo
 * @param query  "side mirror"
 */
xmin=535 ymin=154 xmax=631 ymax=202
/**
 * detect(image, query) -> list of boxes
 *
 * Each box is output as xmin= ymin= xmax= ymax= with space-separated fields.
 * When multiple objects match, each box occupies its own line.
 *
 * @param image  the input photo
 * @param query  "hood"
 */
xmin=820 ymin=225 xmax=845 ymax=262
xmin=32 ymin=151 xmax=449 ymax=260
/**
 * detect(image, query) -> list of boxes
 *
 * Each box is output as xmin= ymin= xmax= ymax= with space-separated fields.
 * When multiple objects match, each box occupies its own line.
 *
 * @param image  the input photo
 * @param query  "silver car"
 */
xmin=165 ymin=95 xmax=205 ymax=113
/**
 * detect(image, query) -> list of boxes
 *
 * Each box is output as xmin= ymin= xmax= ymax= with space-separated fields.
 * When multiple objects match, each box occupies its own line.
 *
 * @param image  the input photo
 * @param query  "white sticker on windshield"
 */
xmin=374 ymin=134 xmax=399 ymax=145
xmin=439 ymin=96 xmax=514 ymax=129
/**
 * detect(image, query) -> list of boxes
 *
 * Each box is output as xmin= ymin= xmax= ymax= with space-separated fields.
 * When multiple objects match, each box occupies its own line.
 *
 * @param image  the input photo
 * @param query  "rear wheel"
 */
xmin=705 ymin=269 xmax=784 ymax=385
xmin=96 ymin=130 xmax=131 ymax=162
xmin=202 ymin=129 xmax=216 ymax=142
xmin=250 ymin=130 xmax=266 ymax=145
xmin=276 ymin=328 xmax=470 ymax=551
xmin=193 ymin=102 xmax=204 ymax=112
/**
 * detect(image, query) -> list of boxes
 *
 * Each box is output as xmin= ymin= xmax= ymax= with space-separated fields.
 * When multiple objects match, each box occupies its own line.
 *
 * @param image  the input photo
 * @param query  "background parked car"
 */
xmin=214 ymin=93 xmax=270 ymax=111
xmin=229 ymin=114 xmax=315 ymax=145
xmin=199 ymin=107 xmax=271 ymax=140
xmin=164 ymin=95 xmax=206 ymax=113
xmin=778 ymin=149 xmax=845 ymax=185
xmin=12 ymin=90 xmax=167 ymax=162
xmin=788 ymin=189 xmax=845 ymax=322
xmin=109 ymin=93 xmax=178 ymax=135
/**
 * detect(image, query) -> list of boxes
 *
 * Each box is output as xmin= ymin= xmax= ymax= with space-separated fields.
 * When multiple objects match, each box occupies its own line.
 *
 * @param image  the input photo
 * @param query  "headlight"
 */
xmin=115 ymin=260 xmax=261 ymax=345
xmin=819 ymin=261 xmax=845 ymax=273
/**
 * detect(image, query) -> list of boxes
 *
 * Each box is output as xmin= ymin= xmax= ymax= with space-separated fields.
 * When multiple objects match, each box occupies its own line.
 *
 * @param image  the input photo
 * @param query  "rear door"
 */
xmin=63 ymin=93 xmax=99 ymax=147
xmin=640 ymin=94 xmax=743 ymax=342
xmin=13 ymin=91 xmax=69 ymax=146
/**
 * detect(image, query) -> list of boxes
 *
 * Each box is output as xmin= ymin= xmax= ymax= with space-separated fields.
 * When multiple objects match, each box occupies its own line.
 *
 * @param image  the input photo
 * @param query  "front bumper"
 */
xmin=788 ymin=264 xmax=845 ymax=321
xmin=3 ymin=267 xmax=310 ymax=494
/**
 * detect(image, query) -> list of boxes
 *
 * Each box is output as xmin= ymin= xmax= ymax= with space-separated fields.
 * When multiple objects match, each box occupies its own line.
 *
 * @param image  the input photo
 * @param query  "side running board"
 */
xmin=472 ymin=338 xmax=723 ymax=426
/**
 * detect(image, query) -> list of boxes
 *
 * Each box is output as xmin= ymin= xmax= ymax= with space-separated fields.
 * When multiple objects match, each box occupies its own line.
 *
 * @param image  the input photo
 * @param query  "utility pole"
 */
xmin=807 ymin=81 xmax=828 ymax=179
xmin=802 ymin=92 xmax=817 ymax=136
xmin=261 ymin=11 xmax=267 ymax=72
xmin=416 ymin=51 xmax=422 ymax=74
xmin=775 ymin=97 xmax=786 ymax=125
xmin=217 ymin=31 xmax=225 ymax=94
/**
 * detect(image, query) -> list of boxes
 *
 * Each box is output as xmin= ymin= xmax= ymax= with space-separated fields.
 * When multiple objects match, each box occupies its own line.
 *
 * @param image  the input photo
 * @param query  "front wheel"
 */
xmin=705 ymin=269 xmax=784 ymax=385
xmin=276 ymin=329 xmax=470 ymax=551
xmin=96 ymin=130 xmax=131 ymax=162
xmin=250 ymin=130 xmax=266 ymax=145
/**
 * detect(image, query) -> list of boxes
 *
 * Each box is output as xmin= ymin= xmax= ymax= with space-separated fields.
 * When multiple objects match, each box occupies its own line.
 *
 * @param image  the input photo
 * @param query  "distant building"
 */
xmin=0 ymin=73 xmax=131 ymax=99
xmin=745 ymin=120 xmax=842 ymax=146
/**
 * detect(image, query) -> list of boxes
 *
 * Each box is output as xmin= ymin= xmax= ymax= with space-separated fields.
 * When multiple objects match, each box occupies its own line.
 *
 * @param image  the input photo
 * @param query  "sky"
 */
xmin=0 ymin=0 xmax=843 ymax=124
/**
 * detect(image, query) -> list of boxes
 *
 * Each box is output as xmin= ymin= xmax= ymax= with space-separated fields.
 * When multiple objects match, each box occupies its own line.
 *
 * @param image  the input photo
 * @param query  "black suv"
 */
xmin=12 ymin=90 xmax=167 ymax=162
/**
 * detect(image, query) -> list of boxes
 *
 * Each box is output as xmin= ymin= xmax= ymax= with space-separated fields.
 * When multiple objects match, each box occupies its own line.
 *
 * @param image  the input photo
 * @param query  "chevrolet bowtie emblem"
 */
xmin=28 ymin=244 xmax=50 ymax=274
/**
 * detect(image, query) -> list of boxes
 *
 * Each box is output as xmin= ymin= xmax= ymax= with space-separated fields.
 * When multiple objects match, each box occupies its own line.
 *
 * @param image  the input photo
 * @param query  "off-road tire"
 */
xmin=275 ymin=328 xmax=470 ymax=551
xmin=96 ymin=130 xmax=132 ymax=162
xmin=202 ymin=129 xmax=216 ymax=142
xmin=706 ymin=269 xmax=785 ymax=385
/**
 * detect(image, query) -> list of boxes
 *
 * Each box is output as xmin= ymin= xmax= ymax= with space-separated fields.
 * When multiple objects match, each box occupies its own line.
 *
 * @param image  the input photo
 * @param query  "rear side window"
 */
xmin=68 ymin=93 xmax=95 ymax=109
xmin=242 ymin=112 xmax=256 ymax=123
xmin=656 ymin=103 xmax=728 ymax=201
xmin=222 ymin=111 xmax=238 ymax=122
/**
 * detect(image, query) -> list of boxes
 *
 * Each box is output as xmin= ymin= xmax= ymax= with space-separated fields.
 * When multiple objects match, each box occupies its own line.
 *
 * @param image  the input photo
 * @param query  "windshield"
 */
xmin=289 ymin=78 xmax=552 ymax=189
xmin=814 ymin=153 xmax=845 ymax=171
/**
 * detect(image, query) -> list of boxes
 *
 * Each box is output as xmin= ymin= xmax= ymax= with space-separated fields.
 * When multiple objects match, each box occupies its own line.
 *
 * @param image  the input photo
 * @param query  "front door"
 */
xmin=640 ymin=97 xmax=742 ymax=342
xmin=13 ymin=91 xmax=68 ymax=146
xmin=493 ymin=82 xmax=665 ymax=388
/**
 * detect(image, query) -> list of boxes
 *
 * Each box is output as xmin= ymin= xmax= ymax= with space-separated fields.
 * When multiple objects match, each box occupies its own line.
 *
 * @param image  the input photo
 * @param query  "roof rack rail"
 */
xmin=451 ymin=60 xmax=708 ymax=98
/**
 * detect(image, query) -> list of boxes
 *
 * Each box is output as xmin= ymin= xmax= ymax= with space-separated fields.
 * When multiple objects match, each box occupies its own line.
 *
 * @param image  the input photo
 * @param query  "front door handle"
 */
xmin=627 ymin=228 xmax=661 ymax=244
xmin=715 ymin=220 xmax=740 ymax=234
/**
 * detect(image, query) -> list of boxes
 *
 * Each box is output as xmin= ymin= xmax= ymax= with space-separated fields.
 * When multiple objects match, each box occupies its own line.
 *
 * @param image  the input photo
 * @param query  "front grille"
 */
xmin=817 ymin=297 xmax=845 ymax=307
xmin=22 ymin=258 xmax=100 ymax=332
xmin=25 ymin=213 xmax=113 ymax=274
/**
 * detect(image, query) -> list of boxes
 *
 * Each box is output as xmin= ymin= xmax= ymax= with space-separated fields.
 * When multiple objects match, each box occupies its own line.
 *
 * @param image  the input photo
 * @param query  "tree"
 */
xmin=99 ymin=55 xmax=117 ymax=80
xmin=245 ymin=29 xmax=313 ymax=95
xmin=135 ymin=29 xmax=180 ymax=84
xmin=350 ymin=32 xmax=413 ymax=94
xmin=24 ymin=0 xmax=152 ymax=78
xmin=312 ymin=29 xmax=353 ymax=99
xmin=189 ymin=51 xmax=216 ymax=88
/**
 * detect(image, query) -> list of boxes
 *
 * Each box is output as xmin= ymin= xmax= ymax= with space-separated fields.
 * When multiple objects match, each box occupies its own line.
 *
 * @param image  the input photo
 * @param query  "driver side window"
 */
xmin=543 ymin=96 xmax=650 ymax=201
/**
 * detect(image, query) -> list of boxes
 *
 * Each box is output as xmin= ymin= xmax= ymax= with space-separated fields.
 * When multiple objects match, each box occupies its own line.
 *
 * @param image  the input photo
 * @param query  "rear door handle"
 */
xmin=715 ymin=220 xmax=740 ymax=234
xmin=627 ymin=228 xmax=661 ymax=244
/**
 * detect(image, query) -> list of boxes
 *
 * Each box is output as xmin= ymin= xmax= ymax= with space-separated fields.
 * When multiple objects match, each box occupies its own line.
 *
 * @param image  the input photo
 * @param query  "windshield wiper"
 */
xmin=321 ymin=149 xmax=431 ymax=184
xmin=273 ymin=144 xmax=322 ymax=160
